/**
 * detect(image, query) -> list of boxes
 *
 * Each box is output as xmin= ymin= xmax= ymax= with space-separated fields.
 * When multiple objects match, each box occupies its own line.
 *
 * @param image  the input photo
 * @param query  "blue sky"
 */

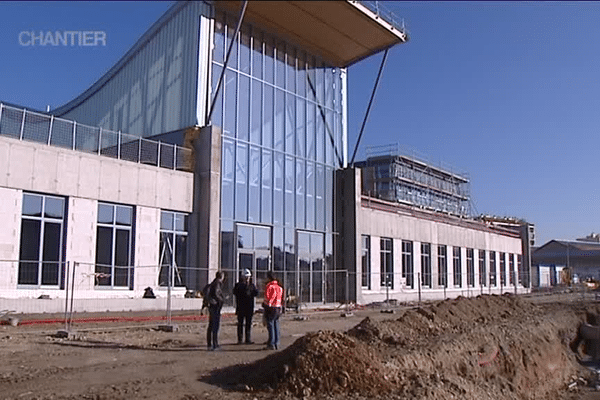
xmin=0 ymin=1 xmax=598 ymax=245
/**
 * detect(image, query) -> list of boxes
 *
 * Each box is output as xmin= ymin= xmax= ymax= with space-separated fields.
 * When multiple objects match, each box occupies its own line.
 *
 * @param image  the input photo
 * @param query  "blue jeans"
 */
xmin=207 ymin=305 xmax=221 ymax=349
xmin=265 ymin=307 xmax=281 ymax=348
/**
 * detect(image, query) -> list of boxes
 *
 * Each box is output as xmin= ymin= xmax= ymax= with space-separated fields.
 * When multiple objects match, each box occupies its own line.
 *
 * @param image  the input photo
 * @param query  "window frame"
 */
xmin=18 ymin=193 xmax=67 ymax=288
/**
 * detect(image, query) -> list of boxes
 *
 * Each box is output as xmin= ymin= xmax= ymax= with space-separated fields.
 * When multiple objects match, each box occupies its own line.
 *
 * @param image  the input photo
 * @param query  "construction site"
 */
xmin=1 ymin=290 xmax=600 ymax=400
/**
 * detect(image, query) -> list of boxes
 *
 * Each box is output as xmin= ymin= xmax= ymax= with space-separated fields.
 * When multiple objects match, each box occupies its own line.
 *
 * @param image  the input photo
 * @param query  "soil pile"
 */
xmin=206 ymin=294 xmax=591 ymax=399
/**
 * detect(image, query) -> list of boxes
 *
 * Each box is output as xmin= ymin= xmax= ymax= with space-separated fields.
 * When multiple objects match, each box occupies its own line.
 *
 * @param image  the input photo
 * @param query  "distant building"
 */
xmin=532 ymin=240 xmax=600 ymax=286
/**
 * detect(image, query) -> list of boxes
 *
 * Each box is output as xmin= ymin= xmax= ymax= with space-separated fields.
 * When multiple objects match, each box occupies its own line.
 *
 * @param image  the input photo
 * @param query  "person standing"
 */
xmin=206 ymin=271 xmax=225 ymax=351
xmin=263 ymin=271 xmax=283 ymax=350
xmin=233 ymin=269 xmax=259 ymax=344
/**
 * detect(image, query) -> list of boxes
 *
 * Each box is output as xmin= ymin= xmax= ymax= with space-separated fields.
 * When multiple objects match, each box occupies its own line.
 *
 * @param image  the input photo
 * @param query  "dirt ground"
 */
xmin=1 ymin=292 xmax=600 ymax=400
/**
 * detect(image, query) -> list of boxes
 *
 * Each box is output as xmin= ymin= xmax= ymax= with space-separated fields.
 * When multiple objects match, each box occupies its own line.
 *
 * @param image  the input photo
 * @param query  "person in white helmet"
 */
xmin=233 ymin=268 xmax=258 ymax=344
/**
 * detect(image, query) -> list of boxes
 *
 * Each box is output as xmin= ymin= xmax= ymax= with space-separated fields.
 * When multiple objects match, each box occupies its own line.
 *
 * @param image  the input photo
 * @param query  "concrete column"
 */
xmin=0 ymin=187 xmax=21 ymax=290
xmin=66 ymin=197 xmax=97 ymax=291
xmin=134 ymin=206 xmax=160 ymax=292
xmin=189 ymin=125 xmax=222 ymax=290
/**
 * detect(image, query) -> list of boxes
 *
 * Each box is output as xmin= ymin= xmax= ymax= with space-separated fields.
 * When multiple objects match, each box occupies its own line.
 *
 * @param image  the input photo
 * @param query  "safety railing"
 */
xmin=0 ymin=103 xmax=192 ymax=172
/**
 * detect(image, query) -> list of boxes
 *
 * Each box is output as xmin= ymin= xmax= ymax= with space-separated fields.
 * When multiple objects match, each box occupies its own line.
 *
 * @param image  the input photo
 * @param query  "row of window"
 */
xmin=18 ymin=192 xmax=188 ymax=289
xmin=361 ymin=236 xmax=522 ymax=290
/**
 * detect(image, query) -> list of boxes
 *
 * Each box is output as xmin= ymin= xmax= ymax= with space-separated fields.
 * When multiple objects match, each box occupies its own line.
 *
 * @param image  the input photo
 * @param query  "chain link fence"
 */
xmin=0 ymin=103 xmax=192 ymax=171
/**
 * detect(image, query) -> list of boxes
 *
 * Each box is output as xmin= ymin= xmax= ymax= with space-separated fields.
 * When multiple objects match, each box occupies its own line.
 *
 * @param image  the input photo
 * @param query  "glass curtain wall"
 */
xmin=212 ymin=12 xmax=344 ymax=304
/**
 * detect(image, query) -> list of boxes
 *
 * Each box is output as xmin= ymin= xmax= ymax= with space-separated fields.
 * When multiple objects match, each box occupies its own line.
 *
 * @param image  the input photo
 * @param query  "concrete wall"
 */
xmin=343 ymin=168 xmax=527 ymax=305
xmin=0 ymin=135 xmax=194 ymax=301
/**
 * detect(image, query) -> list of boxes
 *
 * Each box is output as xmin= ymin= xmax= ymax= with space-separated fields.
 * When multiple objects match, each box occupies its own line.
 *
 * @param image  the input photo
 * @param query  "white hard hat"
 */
xmin=243 ymin=269 xmax=252 ymax=277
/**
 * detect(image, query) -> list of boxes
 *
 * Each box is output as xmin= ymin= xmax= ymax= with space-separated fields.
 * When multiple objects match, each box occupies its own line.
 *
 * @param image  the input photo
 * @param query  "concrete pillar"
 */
xmin=189 ymin=125 xmax=222 ymax=290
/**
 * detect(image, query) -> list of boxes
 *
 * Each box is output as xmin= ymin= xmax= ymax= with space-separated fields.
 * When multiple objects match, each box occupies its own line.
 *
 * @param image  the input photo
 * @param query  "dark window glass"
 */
xmin=402 ymin=241 xmax=413 ymax=288
xmin=438 ymin=245 xmax=447 ymax=287
xmin=41 ymin=222 xmax=61 ymax=285
xmin=479 ymin=250 xmax=487 ymax=286
xmin=18 ymin=219 xmax=41 ymax=285
xmin=453 ymin=247 xmax=461 ymax=288
xmin=421 ymin=243 xmax=431 ymax=288
xmin=361 ymin=235 xmax=370 ymax=289
xmin=380 ymin=238 xmax=393 ymax=288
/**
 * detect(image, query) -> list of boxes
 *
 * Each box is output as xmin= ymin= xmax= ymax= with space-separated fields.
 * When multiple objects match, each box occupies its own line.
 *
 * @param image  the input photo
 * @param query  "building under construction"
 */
xmin=356 ymin=144 xmax=470 ymax=216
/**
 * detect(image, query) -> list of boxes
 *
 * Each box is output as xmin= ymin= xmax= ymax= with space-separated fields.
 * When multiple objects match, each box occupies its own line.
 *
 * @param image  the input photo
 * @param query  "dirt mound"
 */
xmin=203 ymin=330 xmax=393 ymax=397
xmin=348 ymin=294 xmax=542 ymax=348
xmin=206 ymin=295 xmax=589 ymax=399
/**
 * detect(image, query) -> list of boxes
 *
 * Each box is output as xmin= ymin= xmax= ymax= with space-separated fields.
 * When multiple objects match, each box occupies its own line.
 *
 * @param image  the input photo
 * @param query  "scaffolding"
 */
xmin=357 ymin=144 xmax=471 ymax=216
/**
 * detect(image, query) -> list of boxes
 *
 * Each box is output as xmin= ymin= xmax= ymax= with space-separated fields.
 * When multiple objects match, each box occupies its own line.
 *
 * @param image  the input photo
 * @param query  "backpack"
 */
xmin=201 ymin=283 xmax=211 ymax=308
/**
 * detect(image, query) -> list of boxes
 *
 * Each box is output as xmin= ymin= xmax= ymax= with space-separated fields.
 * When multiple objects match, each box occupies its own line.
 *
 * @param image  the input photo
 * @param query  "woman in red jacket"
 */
xmin=263 ymin=271 xmax=283 ymax=350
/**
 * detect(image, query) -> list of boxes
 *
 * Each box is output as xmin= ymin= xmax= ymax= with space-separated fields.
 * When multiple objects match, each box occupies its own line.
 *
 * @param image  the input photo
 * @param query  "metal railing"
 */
xmin=358 ymin=1 xmax=407 ymax=34
xmin=0 ymin=103 xmax=192 ymax=172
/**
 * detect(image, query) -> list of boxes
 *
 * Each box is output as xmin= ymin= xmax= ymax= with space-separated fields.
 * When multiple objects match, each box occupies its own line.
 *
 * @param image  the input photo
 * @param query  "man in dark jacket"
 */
xmin=206 ymin=271 xmax=225 ymax=351
xmin=233 ymin=269 xmax=258 ymax=344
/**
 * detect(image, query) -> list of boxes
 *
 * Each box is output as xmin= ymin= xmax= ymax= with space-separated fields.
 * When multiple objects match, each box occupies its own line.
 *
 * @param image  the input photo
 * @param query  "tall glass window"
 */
xmin=489 ymin=251 xmax=497 ymax=287
xmin=159 ymin=211 xmax=188 ymax=287
xmin=18 ymin=193 xmax=66 ymax=287
xmin=509 ymin=253 xmax=515 ymax=286
xmin=453 ymin=246 xmax=462 ymax=288
xmin=421 ymin=243 xmax=431 ymax=288
xmin=466 ymin=248 xmax=474 ymax=287
xmin=402 ymin=240 xmax=413 ymax=289
xmin=500 ymin=252 xmax=506 ymax=286
xmin=380 ymin=238 xmax=393 ymax=288
xmin=438 ymin=245 xmax=447 ymax=287
xmin=96 ymin=203 xmax=134 ymax=288
xmin=479 ymin=250 xmax=486 ymax=287
xmin=361 ymin=235 xmax=370 ymax=289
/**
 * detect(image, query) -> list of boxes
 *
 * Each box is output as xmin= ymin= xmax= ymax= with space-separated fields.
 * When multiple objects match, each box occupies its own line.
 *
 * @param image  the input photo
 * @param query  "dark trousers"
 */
xmin=237 ymin=313 xmax=253 ymax=343
xmin=207 ymin=305 xmax=221 ymax=349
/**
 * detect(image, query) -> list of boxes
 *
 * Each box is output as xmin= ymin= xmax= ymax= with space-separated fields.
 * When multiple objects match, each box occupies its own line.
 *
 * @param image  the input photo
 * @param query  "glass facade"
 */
xmin=212 ymin=12 xmax=344 ymax=303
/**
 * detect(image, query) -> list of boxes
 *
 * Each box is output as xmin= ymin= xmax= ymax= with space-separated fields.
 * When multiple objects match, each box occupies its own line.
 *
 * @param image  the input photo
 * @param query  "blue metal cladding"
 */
xmin=52 ymin=2 xmax=212 ymax=138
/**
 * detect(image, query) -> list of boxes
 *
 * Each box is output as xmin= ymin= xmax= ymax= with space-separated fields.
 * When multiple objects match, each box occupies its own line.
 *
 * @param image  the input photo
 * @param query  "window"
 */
xmin=96 ymin=203 xmax=134 ymax=288
xmin=489 ymin=251 xmax=496 ymax=287
xmin=479 ymin=250 xmax=486 ymax=287
xmin=466 ymin=248 xmax=474 ymax=287
xmin=509 ymin=254 xmax=515 ymax=286
xmin=500 ymin=252 xmax=506 ymax=286
xmin=438 ymin=245 xmax=447 ymax=287
xmin=361 ymin=235 xmax=371 ymax=289
xmin=517 ymin=254 xmax=523 ymax=285
xmin=18 ymin=193 xmax=66 ymax=287
xmin=421 ymin=243 xmax=431 ymax=288
xmin=402 ymin=240 xmax=413 ymax=289
xmin=380 ymin=238 xmax=393 ymax=288
xmin=453 ymin=246 xmax=462 ymax=288
xmin=159 ymin=211 xmax=189 ymax=288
